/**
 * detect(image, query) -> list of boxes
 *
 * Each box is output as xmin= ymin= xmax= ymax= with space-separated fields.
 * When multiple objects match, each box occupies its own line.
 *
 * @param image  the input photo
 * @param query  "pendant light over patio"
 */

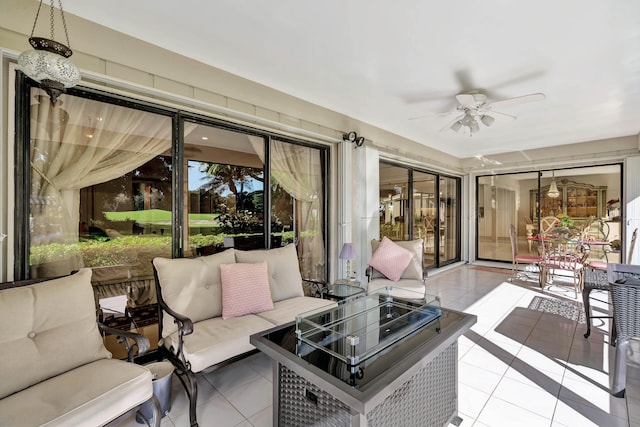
xmin=548 ymin=170 xmax=560 ymax=198
xmin=18 ymin=0 xmax=80 ymax=104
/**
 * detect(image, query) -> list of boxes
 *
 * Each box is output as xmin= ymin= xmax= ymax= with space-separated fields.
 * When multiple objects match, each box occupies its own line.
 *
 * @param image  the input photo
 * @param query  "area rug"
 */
xmin=528 ymin=295 xmax=586 ymax=324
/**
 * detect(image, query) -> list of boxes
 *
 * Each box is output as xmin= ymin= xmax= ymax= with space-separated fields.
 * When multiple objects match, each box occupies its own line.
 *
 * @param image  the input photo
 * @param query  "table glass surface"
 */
xmin=296 ymin=292 xmax=441 ymax=368
xmin=259 ymin=291 xmax=472 ymax=389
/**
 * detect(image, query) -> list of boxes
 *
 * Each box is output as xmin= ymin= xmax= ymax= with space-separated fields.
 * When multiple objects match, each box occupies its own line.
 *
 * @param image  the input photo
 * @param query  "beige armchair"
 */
xmin=366 ymin=238 xmax=428 ymax=297
xmin=0 ymin=269 xmax=160 ymax=426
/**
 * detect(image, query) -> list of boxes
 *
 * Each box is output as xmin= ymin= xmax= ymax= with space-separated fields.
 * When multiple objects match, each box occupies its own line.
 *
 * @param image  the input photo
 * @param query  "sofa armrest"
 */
xmin=98 ymin=322 xmax=150 ymax=362
xmin=303 ymin=279 xmax=328 ymax=298
xmin=159 ymin=301 xmax=194 ymax=336
xmin=365 ymin=266 xmax=374 ymax=282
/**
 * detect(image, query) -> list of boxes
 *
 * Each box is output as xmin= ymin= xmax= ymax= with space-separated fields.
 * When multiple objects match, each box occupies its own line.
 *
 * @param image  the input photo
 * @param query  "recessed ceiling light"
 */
xmin=201 ymin=136 xmax=208 ymax=140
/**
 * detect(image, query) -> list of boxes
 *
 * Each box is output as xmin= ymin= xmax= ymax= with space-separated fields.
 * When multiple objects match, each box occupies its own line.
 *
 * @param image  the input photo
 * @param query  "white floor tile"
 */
xmin=492 ymin=375 xmax=560 ymax=418
xmin=247 ymin=405 xmax=273 ymax=427
xmin=224 ymin=376 xmax=272 ymax=419
xmin=458 ymin=383 xmax=491 ymax=419
xmin=476 ymin=396 xmax=552 ymax=427
xmin=558 ymin=374 xmax=628 ymax=418
xmin=458 ymin=361 xmax=503 ymax=394
xmin=552 ymin=398 xmax=628 ymax=427
xmin=203 ymin=361 xmax=263 ymax=394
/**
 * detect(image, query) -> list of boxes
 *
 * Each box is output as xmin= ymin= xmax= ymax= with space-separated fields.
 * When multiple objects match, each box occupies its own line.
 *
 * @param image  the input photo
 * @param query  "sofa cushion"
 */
xmin=369 ymin=237 xmax=414 ymax=281
xmin=0 ymin=359 xmax=152 ymax=426
xmin=153 ymin=249 xmax=236 ymax=336
xmin=0 ymin=268 xmax=111 ymax=400
xmin=220 ymin=262 xmax=274 ymax=319
xmin=367 ymin=277 xmax=427 ymax=299
xmin=370 ymin=238 xmax=424 ymax=281
xmin=235 ymin=244 xmax=304 ymax=302
xmin=164 ymin=315 xmax=275 ymax=373
xmin=255 ymin=296 xmax=337 ymax=326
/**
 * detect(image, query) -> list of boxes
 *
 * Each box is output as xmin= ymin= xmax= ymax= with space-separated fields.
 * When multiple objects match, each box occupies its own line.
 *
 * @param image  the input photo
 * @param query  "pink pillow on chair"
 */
xmin=368 ymin=236 xmax=414 ymax=281
xmin=220 ymin=262 xmax=274 ymax=319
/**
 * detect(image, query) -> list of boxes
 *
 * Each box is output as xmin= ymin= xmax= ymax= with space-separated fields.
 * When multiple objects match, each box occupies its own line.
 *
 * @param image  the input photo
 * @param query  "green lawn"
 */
xmin=104 ymin=210 xmax=219 ymax=227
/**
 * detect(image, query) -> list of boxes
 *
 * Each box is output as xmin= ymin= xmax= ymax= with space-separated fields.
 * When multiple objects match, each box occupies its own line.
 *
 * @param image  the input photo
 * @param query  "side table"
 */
xmin=325 ymin=281 xmax=364 ymax=302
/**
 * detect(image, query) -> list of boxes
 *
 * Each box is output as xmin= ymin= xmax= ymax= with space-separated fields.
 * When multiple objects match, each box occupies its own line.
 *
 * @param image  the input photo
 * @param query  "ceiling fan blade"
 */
xmin=455 ymin=93 xmax=477 ymax=107
xmin=486 ymin=93 xmax=545 ymax=109
xmin=484 ymin=110 xmax=517 ymax=121
xmin=439 ymin=114 xmax=465 ymax=132
xmin=409 ymin=110 xmax=457 ymax=121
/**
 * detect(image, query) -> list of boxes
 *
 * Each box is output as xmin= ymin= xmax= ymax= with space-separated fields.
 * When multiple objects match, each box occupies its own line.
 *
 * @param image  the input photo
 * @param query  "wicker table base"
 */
xmin=276 ymin=343 xmax=459 ymax=427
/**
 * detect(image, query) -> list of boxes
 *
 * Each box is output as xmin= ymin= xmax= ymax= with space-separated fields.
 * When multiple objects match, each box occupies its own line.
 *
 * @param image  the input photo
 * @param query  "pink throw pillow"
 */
xmin=220 ymin=262 xmax=274 ymax=320
xmin=368 ymin=237 xmax=413 ymax=281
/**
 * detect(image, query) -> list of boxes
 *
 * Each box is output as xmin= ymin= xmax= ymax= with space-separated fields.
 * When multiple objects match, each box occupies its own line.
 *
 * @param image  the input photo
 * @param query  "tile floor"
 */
xmin=116 ymin=264 xmax=630 ymax=427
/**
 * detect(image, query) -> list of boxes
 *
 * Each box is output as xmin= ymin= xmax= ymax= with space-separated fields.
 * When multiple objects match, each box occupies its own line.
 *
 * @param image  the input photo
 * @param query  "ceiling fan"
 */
xmin=413 ymin=91 xmax=546 ymax=136
xmin=446 ymin=91 xmax=545 ymax=136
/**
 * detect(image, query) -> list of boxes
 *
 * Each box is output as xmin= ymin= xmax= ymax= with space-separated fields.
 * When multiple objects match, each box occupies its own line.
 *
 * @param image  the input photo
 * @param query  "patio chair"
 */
xmin=539 ymin=240 xmax=589 ymax=299
xmin=508 ymin=224 xmax=542 ymax=281
xmin=608 ymin=263 xmax=640 ymax=397
xmin=366 ymin=238 xmax=427 ymax=298
xmin=583 ymin=228 xmax=638 ymax=339
xmin=0 ymin=269 xmax=161 ymax=426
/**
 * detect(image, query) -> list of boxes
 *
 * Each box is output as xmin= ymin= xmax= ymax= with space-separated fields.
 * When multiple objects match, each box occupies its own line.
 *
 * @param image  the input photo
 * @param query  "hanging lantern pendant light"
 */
xmin=18 ymin=0 xmax=80 ymax=104
xmin=547 ymin=170 xmax=560 ymax=198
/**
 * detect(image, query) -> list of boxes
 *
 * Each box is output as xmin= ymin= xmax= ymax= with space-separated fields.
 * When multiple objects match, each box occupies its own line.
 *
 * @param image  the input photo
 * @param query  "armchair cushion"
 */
xmin=0 ymin=359 xmax=152 ymax=426
xmin=369 ymin=237 xmax=414 ymax=281
xmin=153 ymin=249 xmax=236 ymax=336
xmin=235 ymin=244 xmax=304 ymax=302
xmin=370 ymin=238 xmax=424 ymax=281
xmin=220 ymin=262 xmax=273 ymax=319
xmin=0 ymin=268 xmax=110 ymax=400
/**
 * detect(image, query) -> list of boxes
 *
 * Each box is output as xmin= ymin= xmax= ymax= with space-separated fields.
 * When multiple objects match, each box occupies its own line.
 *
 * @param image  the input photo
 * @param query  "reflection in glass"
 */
xmin=379 ymin=163 xmax=409 ymax=241
xmin=184 ymin=125 xmax=266 ymax=254
xmin=28 ymin=88 xmax=173 ymax=357
xmin=440 ymin=176 xmax=459 ymax=264
xmin=413 ymin=171 xmax=437 ymax=268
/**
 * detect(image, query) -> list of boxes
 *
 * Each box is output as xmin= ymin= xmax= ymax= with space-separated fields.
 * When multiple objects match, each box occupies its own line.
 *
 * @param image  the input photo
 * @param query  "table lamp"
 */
xmin=339 ymin=243 xmax=356 ymax=280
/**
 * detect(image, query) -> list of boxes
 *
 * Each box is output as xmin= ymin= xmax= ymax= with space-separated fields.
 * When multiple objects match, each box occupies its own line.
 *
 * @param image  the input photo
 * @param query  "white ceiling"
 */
xmin=61 ymin=0 xmax=640 ymax=159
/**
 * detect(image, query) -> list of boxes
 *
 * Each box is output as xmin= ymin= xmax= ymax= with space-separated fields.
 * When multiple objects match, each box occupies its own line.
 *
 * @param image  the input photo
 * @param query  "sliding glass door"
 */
xmin=476 ymin=165 xmax=622 ymax=264
xmin=379 ymin=161 xmax=461 ymax=269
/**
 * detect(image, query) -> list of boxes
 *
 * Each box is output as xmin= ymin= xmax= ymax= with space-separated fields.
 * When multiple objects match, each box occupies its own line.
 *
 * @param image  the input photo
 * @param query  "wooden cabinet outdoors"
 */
xmin=530 ymin=179 xmax=606 ymax=219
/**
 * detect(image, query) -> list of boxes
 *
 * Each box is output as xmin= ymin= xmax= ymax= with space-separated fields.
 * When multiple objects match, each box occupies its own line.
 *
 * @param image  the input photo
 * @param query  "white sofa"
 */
xmin=0 ymin=268 xmax=160 ymax=427
xmin=152 ymin=243 xmax=336 ymax=427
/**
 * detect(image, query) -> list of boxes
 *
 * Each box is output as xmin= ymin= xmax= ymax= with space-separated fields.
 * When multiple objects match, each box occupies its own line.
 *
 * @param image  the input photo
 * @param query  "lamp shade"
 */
xmin=18 ymin=48 xmax=80 ymax=97
xmin=480 ymin=114 xmax=495 ymax=127
xmin=339 ymin=243 xmax=355 ymax=260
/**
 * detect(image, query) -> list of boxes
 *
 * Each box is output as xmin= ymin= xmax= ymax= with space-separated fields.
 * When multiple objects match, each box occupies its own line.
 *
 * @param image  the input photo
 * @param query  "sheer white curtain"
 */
xmin=30 ymin=93 xmax=172 ymax=275
xmin=249 ymin=136 xmax=325 ymax=279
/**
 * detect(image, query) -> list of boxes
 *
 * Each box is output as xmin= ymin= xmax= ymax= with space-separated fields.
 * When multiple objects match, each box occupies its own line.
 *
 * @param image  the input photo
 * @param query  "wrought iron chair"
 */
xmin=538 ymin=237 xmax=589 ymax=299
xmin=608 ymin=263 xmax=640 ymax=397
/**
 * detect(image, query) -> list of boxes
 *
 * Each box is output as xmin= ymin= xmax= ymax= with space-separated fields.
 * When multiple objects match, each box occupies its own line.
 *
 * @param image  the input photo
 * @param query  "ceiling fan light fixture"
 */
xmin=450 ymin=121 xmax=462 ymax=132
xmin=480 ymin=114 xmax=495 ymax=127
xmin=469 ymin=119 xmax=480 ymax=134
